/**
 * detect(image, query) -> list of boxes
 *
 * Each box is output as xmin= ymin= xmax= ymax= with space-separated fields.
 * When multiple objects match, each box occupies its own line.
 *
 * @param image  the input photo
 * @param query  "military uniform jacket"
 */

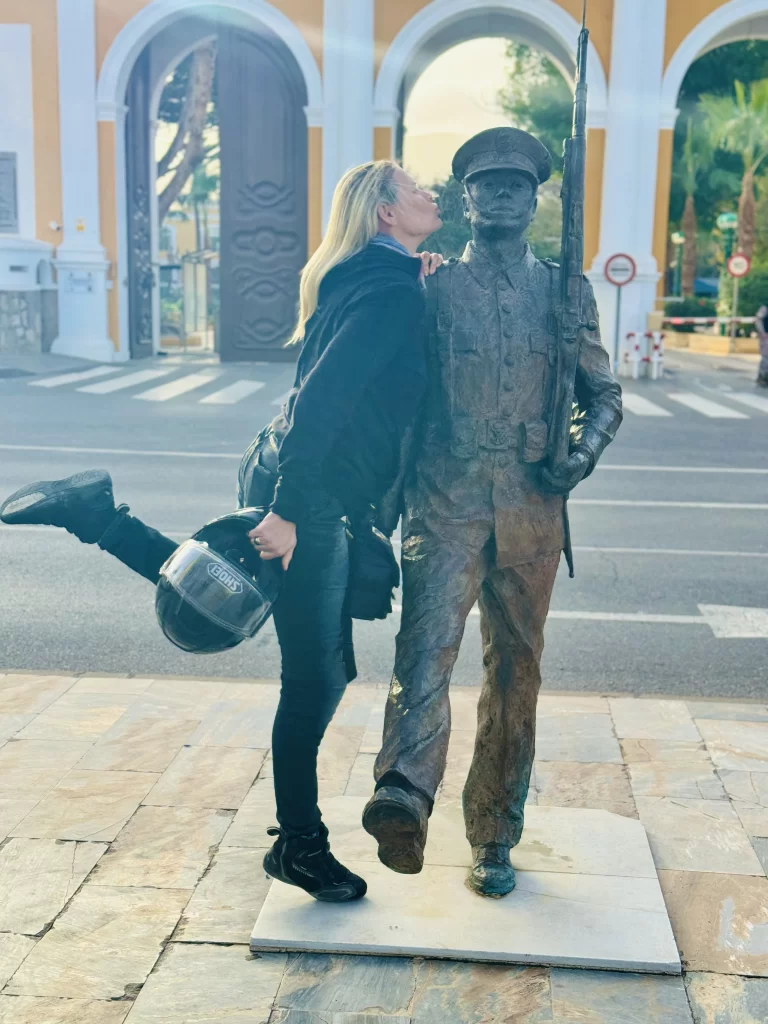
xmin=406 ymin=241 xmax=621 ymax=567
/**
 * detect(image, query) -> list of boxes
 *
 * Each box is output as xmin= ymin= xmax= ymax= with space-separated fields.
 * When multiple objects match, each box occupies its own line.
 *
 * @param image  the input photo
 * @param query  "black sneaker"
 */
xmin=263 ymin=823 xmax=367 ymax=902
xmin=0 ymin=470 xmax=118 ymax=544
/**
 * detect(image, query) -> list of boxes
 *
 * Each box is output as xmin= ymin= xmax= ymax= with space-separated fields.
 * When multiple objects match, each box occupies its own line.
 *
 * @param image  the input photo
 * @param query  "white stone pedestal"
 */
xmin=251 ymin=797 xmax=680 ymax=974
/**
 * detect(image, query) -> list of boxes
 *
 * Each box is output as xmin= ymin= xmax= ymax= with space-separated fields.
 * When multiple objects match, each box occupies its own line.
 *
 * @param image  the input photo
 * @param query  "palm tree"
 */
xmin=700 ymin=79 xmax=768 ymax=259
xmin=679 ymin=118 xmax=710 ymax=295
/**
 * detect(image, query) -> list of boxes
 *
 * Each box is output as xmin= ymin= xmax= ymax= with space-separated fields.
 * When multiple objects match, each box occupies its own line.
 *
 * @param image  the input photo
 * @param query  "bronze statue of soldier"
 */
xmin=363 ymin=126 xmax=623 ymax=897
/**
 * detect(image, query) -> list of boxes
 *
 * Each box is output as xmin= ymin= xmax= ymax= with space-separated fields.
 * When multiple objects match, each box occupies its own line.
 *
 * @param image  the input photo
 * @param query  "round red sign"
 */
xmin=604 ymin=253 xmax=637 ymax=287
xmin=727 ymin=253 xmax=751 ymax=278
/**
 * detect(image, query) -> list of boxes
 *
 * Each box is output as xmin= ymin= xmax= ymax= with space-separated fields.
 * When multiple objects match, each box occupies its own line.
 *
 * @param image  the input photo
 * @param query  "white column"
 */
xmin=0 ymin=24 xmax=53 ymax=292
xmin=52 ymin=0 xmax=114 ymax=362
xmin=587 ymin=0 xmax=668 ymax=352
xmin=322 ymin=0 xmax=375 ymax=227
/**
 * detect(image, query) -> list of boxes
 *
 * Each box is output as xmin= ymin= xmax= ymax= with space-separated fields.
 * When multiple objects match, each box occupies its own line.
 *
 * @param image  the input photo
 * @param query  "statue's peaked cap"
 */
xmin=452 ymin=127 xmax=552 ymax=186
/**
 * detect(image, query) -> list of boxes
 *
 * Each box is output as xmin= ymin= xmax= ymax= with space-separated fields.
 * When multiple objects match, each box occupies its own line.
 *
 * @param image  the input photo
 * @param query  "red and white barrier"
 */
xmin=617 ymin=331 xmax=664 ymax=379
xmin=649 ymin=332 xmax=664 ymax=380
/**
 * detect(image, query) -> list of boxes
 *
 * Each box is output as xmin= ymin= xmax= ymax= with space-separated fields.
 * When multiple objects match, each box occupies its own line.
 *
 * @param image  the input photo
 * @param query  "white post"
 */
xmin=52 ymin=0 xmax=114 ymax=362
xmin=322 ymin=0 xmax=374 ymax=227
xmin=588 ymin=0 xmax=668 ymax=347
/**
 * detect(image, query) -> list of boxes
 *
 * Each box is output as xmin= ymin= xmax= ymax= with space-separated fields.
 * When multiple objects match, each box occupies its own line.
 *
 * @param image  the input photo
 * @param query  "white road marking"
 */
xmin=667 ymin=391 xmax=748 ymax=418
xmin=548 ymin=610 xmax=700 ymax=625
xmin=0 ymin=444 xmax=241 ymax=459
xmin=727 ymin=392 xmax=768 ymax=414
xmin=0 ymin=523 xmax=190 ymax=539
xmin=200 ymin=380 xmax=266 ymax=405
xmin=621 ymin=394 xmax=673 ymax=417
xmin=271 ymin=390 xmax=292 ymax=407
xmin=698 ymin=604 xmax=768 ymax=638
xmin=29 ymin=367 xmax=121 ymax=388
xmin=77 ymin=368 xmax=173 ymax=394
xmin=571 ymin=499 xmax=768 ymax=510
xmin=600 ymin=465 xmax=768 ymax=474
xmin=390 ymin=603 xmax=768 ymax=637
xmin=573 ymin=545 xmax=768 ymax=558
xmin=7 ymin=526 xmax=762 ymax=560
xmin=133 ymin=372 xmax=221 ymax=402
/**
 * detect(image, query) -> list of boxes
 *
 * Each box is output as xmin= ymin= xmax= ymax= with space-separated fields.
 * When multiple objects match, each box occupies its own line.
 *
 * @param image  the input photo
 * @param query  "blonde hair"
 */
xmin=289 ymin=160 xmax=400 ymax=344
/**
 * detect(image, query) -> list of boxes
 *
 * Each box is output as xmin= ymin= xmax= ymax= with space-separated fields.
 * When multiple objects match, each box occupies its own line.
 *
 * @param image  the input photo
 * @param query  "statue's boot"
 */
xmin=0 ymin=470 xmax=120 ymax=544
xmin=362 ymin=785 xmax=429 ymax=874
xmin=467 ymin=843 xmax=516 ymax=898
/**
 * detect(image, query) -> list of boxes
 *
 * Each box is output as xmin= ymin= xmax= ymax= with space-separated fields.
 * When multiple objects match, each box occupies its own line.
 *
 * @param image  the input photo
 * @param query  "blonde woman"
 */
xmin=1 ymin=161 xmax=442 ymax=902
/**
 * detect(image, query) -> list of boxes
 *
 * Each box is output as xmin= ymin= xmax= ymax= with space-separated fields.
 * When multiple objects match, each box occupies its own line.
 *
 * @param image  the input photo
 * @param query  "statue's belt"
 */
xmin=425 ymin=417 xmax=548 ymax=462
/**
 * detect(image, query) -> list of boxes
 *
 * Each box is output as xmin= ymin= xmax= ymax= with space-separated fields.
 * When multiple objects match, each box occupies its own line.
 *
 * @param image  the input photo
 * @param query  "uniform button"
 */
xmin=497 ymin=454 xmax=509 ymax=469
xmin=504 ymin=355 xmax=515 ymax=366
xmin=503 ymin=381 xmax=514 ymax=391
xmin=504 ymin=327 xmax=514 ymax=338
xmin=501 ymin=302 xmax=513 ymax=313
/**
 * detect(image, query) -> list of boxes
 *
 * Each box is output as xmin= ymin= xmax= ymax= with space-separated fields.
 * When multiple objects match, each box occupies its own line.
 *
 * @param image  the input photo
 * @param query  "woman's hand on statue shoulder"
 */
xmin=420 ymin=251 xmax=444 ymax=276
xmin=249 ymin=512 xmax=297 ymax=571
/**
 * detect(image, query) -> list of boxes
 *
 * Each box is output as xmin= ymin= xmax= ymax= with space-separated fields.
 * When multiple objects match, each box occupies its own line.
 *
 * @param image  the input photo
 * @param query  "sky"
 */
xmin=403 ymin=38 xmax=513 ymax=186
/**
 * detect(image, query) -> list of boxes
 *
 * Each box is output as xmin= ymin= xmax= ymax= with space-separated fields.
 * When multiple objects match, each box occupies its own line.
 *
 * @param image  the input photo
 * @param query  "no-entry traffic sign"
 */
xmin=604 ymin=253 xmax=637 ymax=287
xmin=727 ymin=253 xmax=751 ymax=278
xmin=604 ymin=254 xmax=637 ymax=369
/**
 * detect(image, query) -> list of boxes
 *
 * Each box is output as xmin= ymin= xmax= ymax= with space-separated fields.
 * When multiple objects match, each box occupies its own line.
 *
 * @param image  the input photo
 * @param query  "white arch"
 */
xmin=96 ymin=0 xmax=323 ymax=117
xmin=374 ymin=0 xmax=608 ymax=130
xmin=661 ymin=0 xmax=768 ymax=123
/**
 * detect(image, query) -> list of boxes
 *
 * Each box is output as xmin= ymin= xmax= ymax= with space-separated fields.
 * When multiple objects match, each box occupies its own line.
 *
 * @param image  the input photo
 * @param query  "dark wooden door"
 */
xmin=218 ymin=27 xmax=307 ymax=362
xmin=125 ymin=47 xmax=154 ymax=360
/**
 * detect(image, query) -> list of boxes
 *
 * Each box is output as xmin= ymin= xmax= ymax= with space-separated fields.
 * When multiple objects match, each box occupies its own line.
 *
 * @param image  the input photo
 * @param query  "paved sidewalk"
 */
xmin=0 ymin=671 xmax=766 ymax=1022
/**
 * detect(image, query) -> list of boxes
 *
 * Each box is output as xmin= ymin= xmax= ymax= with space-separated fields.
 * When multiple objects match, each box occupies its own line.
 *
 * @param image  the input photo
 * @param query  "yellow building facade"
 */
xmin=0 ymin=0 xmax=766 ymax=361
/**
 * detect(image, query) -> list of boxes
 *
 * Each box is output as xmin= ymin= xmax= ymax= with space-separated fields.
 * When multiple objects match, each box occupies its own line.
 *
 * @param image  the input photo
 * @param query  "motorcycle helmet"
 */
xmin=156 ymin=508 xmax=282 ymax=654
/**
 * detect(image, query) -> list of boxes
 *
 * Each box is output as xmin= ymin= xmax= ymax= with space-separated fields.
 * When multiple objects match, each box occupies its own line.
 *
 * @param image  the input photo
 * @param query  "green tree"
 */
xmin=174 ymin=167 xmax=219 ymax=251
xmin=700 ymin=79 xmax=768 ymax=259
xmin=669 ymin=41 xmax=768 ymax=242
xmin=498 ymin=42 xmax=572 ymax=173
xmin=157 ymin=42 xmax=218 ymax=222
xmin=679 ymin=117 xmax=712 ymax=295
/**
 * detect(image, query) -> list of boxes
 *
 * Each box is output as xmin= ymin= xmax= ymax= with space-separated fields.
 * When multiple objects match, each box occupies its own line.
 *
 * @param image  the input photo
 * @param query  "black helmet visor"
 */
xmin=159 ymin=539 xmax=273 ymax=638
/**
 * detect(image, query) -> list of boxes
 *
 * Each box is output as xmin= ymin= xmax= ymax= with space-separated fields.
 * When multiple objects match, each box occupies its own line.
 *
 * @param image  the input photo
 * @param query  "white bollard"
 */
xmin=619 ymin=332 xmax=635 ymax=377
xmin=642 ymin=332 xmax=654 ymax=379
xmin=649 ymin=331 xmax=664 ymax=380
xmin=630 ymin=339 xmax=641 ymax=380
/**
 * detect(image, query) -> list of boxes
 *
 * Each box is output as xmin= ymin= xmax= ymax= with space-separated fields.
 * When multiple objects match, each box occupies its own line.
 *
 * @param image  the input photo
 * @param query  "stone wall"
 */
xmin=0 ymin=289 xmax=57 ymax=353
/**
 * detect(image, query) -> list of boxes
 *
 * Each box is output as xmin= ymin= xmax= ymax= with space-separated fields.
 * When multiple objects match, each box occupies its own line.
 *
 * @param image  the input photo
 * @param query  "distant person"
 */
xmin=756 ymin=304 xmax=768 ymax=388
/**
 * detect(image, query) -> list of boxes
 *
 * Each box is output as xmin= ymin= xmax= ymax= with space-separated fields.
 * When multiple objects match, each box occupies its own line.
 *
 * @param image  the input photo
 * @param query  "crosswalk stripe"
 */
xmin=727 ymin=391 xmax=768 ymax=414
xmin=667 ymin=391 xmax=748 ymax=419
xmin=77 ymin=368 xmax=174 ymax=394
xmin=199 ymin=380 xmax=266 ymax=405
xmin=133 ymin=372 xmax=221 ymax=402
xmin=621 ymin=393 xmax=673 ymax=417
xmin=29 ymin=366 xmax=121 ymax=388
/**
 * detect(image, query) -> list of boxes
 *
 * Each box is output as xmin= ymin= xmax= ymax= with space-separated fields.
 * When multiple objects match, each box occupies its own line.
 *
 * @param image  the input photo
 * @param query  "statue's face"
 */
xmin=463 ymin=169 xmax=537 ymax=235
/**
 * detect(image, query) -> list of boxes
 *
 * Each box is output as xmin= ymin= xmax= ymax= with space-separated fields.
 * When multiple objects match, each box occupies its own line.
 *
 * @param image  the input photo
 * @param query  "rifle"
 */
xmin=549 ymin=0 xmax=597 ymax=577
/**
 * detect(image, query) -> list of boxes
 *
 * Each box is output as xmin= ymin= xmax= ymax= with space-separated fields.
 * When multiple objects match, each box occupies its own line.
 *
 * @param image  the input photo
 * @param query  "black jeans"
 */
xmin=98 ymin=494 xmax=354 ymax=835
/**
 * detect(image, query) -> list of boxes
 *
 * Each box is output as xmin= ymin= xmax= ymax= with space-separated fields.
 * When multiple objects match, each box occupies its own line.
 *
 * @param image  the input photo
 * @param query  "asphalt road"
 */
xmin=1 ymin=348 xmax=767 ymax=698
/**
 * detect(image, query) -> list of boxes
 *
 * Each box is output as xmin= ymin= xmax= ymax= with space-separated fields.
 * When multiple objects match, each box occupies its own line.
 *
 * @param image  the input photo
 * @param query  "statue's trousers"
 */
xmin=374 ymin=515 xmax=560 ymax=848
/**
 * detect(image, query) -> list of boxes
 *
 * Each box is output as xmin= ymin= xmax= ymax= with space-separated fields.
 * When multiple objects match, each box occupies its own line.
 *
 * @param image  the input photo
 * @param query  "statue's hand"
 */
xmin=539 ymin=450 xmax=591 ymax=495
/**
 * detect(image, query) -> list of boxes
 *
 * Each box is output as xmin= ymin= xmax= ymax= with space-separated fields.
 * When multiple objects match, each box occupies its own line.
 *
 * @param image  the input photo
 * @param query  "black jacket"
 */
xmin=271 ymin=243 xmax=427 ymax=523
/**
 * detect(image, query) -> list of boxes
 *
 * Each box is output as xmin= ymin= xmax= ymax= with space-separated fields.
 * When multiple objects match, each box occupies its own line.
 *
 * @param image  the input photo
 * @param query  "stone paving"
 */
xmin=0 ymin=671 xmax=766 ymax=1022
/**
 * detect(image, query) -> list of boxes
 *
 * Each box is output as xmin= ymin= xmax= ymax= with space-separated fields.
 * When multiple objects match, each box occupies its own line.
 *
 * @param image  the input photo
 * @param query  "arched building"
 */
xmin=1 ymin=0 xmax=767 ymax=361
